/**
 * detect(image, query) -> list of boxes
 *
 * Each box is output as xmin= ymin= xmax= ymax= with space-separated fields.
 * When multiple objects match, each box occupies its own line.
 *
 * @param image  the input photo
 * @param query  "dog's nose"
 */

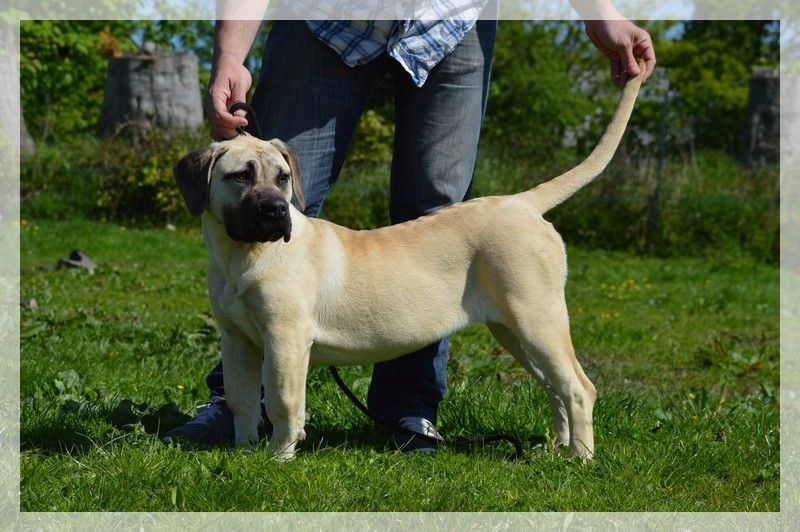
xmin=262 ymin=199 xmax=288 ymax=219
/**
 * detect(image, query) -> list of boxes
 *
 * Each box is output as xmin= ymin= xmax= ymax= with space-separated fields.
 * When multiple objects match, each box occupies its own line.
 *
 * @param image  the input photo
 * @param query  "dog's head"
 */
xmin=174 ymin=136 xmax=305 ymax=243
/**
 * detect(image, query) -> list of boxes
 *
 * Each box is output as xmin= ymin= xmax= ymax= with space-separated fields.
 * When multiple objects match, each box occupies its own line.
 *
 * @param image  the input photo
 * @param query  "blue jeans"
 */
xmin=206 ymin=20 xmax=496 ymax=426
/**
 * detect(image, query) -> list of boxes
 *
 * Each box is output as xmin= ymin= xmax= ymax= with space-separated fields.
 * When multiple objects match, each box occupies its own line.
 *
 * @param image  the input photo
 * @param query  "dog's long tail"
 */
xmin=524 ymin=61 xmax=646 ymax=215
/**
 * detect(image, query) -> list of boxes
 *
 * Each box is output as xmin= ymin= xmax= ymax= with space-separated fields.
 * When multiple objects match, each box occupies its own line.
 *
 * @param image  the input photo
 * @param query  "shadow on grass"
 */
xmin=21 ymin=399 xmax=545 ymax=462
xmin=300 ymin=422 xmax=546 ymax=461
xmin=20 ymin=398 xmax=190 ymax=456
xmin=21 ymin=416 xmax=101 ymax=455
xmin=301 ymin=424 xmax=390 ymax=453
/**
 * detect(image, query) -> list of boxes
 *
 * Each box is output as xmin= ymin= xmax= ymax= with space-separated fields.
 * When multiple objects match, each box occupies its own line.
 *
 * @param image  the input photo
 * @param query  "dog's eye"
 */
xmin=225 ymin=171 xmax=250 ymax=183
xmin=277 ymin=172 xmax=290 ymax=185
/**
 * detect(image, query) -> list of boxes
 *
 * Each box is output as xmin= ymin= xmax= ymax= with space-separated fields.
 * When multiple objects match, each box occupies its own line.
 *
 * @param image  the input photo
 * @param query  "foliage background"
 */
xmin=19 ymin=20 xmax=780 ymax=153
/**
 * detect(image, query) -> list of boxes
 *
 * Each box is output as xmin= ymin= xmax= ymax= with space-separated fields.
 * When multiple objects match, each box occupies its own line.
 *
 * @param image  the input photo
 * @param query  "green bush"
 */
xmin=544 ymin=151 xmax=779 ymax=262
xmin=20 ymin=135 xmax=109 ymax=220
xmin=21 ymin=129 xmax=208 ymax=224
xmin=484 ymin=22 xmax=593 ymax=159
xmin=348 ymin=109 xmax=394 ymax=164
xmin=94 ymin=131 xmax=205 ymax=223
xmin=654 ymin=153 xmax=779 ymax=260
xmin=320 ymin=160 xmax=391 ymax=229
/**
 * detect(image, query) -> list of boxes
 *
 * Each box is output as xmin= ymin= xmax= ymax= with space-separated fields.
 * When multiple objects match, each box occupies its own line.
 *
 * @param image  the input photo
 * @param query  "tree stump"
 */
xmin=97 ymin=44 xmax=203 ymax=139
xmin=742 ymin=67 xmax=779 ymax=166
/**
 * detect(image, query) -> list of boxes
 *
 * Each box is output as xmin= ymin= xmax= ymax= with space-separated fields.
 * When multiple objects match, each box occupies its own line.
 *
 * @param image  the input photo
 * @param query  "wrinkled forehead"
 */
xmin=215 ymin=137 xmax=290 ymax=174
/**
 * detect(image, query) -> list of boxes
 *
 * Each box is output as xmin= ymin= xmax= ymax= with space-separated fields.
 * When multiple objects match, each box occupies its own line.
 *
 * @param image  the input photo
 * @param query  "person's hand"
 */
xmin=584 ymin=19 xmax=656 ymax=88
xmin=208 ymin=52 xmax=253 ymax=140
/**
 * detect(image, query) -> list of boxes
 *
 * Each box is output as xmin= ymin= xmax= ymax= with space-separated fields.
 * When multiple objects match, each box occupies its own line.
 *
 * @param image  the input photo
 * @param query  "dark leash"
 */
xmin=229 ymin=101 xmax=263 ymax=139
xmin=229 ymin=101 xmax=523 ymax=459
xmin=329 ymin=366 xmax=524 ymax=459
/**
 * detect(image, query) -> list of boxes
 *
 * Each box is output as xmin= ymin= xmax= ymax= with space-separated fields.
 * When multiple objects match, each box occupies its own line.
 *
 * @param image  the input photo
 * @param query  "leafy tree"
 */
xmin=655 ymin=20 xmax=780 ymax=153
xmin=20 ymin=21 xmax=139 ymax=141
xmin=483 ymin=21 xmax=594 ymax=159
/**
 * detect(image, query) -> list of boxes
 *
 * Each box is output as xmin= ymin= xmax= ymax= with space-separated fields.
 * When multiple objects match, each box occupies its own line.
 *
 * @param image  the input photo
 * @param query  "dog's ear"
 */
xmin=174 ymin=144 xmax=225 ymax=216
xmin=269 ymin=138 xmax=305 ymax=213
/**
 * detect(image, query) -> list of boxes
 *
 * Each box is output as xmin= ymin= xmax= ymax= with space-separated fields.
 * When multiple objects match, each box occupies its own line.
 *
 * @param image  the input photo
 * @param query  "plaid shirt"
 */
xmin=305 ymin=1 xmax=487 ymax=86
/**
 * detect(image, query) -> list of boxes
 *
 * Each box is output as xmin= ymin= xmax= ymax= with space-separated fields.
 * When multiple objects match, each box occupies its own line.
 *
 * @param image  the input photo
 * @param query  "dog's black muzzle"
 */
xmin=225 ymin=194 xmax=293 ymax=243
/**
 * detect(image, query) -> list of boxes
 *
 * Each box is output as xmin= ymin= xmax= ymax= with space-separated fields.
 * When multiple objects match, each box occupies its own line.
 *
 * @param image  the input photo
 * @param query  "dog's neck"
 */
xmin=201 ymin=208 xmax=308 ymax=297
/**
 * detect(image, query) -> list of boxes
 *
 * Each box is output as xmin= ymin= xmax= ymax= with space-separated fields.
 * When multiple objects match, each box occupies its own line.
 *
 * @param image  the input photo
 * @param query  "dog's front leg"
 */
xmin=262 ymin=325 xmax=312 ymax=460
xmin=220 ymin=325 xmax=263 ymax=448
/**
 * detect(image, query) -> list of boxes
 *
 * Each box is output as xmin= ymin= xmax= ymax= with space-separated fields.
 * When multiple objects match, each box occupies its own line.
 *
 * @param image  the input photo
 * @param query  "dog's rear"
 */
xmin=311 ymin=65 xmax=645 ymax=458
xmin=489 ymin=62 xmax=646 ymax=458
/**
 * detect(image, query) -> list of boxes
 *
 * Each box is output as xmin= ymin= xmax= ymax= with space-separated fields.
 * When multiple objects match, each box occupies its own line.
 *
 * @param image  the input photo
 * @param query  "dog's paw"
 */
xmin=271 ymin=448 xmax=297 ymax=462
xmin=267 ymin=438 xmax=298 ymax=461
xmin=568 ymin=440 xmax=594 ymax=461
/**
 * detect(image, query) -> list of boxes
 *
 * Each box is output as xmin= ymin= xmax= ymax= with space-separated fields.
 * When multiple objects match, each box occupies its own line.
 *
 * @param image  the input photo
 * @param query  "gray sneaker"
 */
xmin=392 ymin=416 xmax=443 ymax=453
xmin=162 ymin=396 xmax=272 ymax=448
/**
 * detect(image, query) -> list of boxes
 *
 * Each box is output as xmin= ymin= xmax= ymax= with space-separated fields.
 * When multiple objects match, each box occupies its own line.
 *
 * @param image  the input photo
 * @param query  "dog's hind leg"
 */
xmin=500 ymin=299 xmax=596 ymax=459
xmin=488 ymin=323 xmax=570 ymax=448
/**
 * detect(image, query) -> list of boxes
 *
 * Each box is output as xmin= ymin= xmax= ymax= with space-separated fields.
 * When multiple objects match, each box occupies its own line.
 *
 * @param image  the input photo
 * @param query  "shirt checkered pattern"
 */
xmin=305 ymin=1 xmax=487 ymax=86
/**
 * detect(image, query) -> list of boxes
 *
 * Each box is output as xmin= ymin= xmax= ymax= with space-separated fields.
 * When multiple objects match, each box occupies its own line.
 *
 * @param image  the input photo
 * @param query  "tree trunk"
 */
xmin=97 ymin=47 xmax=204 ymax=139
xmin=742 ymin=67 xmax=779 ymax=166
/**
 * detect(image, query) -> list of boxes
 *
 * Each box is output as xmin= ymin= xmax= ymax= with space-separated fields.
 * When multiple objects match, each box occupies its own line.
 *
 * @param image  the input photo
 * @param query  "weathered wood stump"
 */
xmin=97 ymin=45 xmax=203 ymax=138
xmin=743 ymin=67 xmax=779 ymax=166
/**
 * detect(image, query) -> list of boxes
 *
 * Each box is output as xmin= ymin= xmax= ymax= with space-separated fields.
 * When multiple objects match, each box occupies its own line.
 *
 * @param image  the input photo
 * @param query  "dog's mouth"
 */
xmin=227 ymin=217 xmax=292 ymax=244
xmin=224 ymin=200 xmax=292 ymax=243
xmin=255 ymin=223 xmax=291 ymax=243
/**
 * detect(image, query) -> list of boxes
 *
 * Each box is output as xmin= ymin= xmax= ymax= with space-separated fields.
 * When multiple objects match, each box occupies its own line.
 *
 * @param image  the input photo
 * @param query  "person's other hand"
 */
xmin=584 ymin=19 xmax=656 ymax=88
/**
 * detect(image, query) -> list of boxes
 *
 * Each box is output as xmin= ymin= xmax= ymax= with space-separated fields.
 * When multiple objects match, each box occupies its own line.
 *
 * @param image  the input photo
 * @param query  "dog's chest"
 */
xmin=215 ymin=285 xmax=265 ymax=348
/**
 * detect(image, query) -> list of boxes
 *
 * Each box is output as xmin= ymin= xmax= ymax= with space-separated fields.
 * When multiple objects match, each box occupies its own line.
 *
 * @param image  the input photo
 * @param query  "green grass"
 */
xmin=19 ymin=218 xmax=779 ymax=511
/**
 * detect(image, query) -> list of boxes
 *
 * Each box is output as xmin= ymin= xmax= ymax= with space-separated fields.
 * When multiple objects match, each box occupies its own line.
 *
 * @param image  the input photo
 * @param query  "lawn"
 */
xmin=18 ymin=217 xmax=779 ymax=512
